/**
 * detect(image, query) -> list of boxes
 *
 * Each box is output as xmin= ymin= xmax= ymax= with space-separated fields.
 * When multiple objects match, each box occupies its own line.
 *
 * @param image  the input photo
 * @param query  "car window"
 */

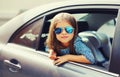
xmin=39 ymin=9 xmax=118 ymax=51
xmin=97 ymin=19 xmax=116 ymax=43
xmin=9 ymin=9 xmax=118 ymax=52
xmin=9 ymin=17 xmax=44 ymax=49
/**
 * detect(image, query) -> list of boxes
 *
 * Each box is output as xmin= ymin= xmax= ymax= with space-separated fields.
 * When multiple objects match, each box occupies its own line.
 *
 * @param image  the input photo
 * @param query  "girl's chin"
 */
xmin=61 ymin=41 xmax=69 ymax=43
xmin=61 ymin=41 xmax=69 ymax=45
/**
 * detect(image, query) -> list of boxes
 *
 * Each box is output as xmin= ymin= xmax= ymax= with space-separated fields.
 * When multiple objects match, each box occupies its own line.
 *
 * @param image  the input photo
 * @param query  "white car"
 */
xmin=0 ymin=0 xmax=120 ymax=77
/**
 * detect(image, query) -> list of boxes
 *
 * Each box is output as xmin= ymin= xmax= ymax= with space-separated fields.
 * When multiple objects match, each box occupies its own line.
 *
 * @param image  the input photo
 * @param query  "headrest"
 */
xmin=78 ymin=31 xmax=101 ymax=48
xmin=94 ymin=32 xmax=109 ymax=47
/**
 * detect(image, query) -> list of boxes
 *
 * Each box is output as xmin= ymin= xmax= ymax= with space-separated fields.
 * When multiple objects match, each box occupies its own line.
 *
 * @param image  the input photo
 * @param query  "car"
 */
xmin=0 ymin=0 xmax=120 ymax=77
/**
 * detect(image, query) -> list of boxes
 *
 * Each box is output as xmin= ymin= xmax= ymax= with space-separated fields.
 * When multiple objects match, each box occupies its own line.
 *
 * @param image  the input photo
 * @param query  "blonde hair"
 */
xmin=45 ymin=12 xmax=78 ymax=55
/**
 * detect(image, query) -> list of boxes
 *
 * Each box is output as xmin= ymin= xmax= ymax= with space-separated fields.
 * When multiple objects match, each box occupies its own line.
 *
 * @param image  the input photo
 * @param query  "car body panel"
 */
xmin=0 ymin=0 xmax=120 ymax=77
xmin=0 ymin=43 xmax=119 ymax=77
xmin=1 ymin=43 xmax=118 ymax=77
xmin=109 ymin=10 xmax=120 ymax=74
xmin=0 ymin=43 xmax=83 ymax=77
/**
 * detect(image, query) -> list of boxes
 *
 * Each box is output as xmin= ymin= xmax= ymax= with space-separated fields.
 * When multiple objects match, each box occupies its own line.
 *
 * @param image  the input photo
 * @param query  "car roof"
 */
xmin=21 ymin=0 xmax=120 ymax=21
xmin=2 ymin=0 xmax=120 ymax=25
xmin=0 ymin=0 xmax=120 ymax=43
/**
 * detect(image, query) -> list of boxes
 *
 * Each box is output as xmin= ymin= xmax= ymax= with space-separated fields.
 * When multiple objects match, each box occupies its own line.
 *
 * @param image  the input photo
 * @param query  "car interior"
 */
xmin=38 ymin=9 xmax=118 ymax=70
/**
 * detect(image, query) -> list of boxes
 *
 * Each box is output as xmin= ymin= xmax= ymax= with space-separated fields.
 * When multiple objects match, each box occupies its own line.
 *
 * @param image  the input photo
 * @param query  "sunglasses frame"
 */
xmin=54 ymin=26 xmax=74 ymax=34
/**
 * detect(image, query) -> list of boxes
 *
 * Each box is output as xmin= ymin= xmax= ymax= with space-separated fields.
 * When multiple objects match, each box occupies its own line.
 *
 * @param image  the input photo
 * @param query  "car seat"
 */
xmin=77 ymin=21 xmax=89 ymax=32
xmin=78 ymin=31 xmax=111 ymax=68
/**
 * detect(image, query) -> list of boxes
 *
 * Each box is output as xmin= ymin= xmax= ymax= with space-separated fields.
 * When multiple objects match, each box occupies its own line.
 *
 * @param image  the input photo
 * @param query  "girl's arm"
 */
xmin=48 ymin=49 xmax=57 ymax=60
xmin=54 ymin=54 xmax=91 ymax=66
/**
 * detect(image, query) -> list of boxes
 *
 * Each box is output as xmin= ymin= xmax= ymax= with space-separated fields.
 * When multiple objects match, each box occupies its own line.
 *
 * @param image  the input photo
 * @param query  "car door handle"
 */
xmin=4 ymin=59 xmax=21 ymax=72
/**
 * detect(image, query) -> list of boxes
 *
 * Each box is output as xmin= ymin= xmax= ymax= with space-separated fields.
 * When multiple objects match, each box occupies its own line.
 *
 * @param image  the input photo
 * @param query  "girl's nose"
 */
xmin=61 ymin=29 xmax=67 ymax=34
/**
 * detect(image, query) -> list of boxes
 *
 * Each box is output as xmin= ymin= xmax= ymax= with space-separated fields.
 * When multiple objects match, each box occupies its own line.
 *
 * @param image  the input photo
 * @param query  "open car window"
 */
xmin=39 ymin=9 xmax=118 ymax=51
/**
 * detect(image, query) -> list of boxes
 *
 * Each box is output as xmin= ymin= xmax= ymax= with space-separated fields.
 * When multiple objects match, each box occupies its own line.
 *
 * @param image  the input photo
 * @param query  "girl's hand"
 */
xmin=54 ymin=55 xmax=69 ymax=66
xmin=48 ymin=49 xmax=57 ymax=60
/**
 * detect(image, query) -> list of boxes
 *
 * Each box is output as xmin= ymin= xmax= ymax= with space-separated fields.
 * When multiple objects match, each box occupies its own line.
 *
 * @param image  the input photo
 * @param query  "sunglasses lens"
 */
xmin=65 ymin=26 xmax=74 ymax=34
xmin=54 ymin=28 xmax=62 ymax=34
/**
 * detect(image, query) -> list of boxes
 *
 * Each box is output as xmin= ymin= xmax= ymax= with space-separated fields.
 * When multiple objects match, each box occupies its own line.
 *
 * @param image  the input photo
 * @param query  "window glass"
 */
xmin=9 ymin=18 xmax=44 ymax=49
xmin=97 ymin=19 xmax=116 ymax=38
xmin=72 ymin=13 xmax=88 ymax=21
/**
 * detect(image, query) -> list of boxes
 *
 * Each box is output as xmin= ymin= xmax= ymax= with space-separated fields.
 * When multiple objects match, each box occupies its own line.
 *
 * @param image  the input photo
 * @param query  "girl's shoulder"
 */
xmin=74 ymin=36 xmax=82 ymax=43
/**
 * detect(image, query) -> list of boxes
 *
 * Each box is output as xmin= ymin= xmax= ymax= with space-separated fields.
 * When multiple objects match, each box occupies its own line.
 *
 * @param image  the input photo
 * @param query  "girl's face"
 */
xmin=55 ymin=21 xmax=74 ymax=47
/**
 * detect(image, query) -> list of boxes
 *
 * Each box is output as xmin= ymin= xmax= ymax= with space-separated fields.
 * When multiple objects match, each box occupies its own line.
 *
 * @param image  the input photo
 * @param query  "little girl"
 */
xmin=45 ymin=12 xmax=95 ymax=65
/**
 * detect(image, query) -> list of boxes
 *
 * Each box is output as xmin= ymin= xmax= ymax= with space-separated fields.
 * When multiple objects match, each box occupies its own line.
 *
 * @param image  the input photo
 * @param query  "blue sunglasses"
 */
xmin=54 ymin=26 xmax=74 ymax=34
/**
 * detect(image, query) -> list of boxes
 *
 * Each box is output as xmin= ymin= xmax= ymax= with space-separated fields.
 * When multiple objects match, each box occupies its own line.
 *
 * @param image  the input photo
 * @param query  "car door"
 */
xmin=0 ymin=15 xmax=88 ymax=77
xmin=0 ymin=43 xmax=52 ymax=77
xmin=0 ymin=17 xmax=53 ymax=77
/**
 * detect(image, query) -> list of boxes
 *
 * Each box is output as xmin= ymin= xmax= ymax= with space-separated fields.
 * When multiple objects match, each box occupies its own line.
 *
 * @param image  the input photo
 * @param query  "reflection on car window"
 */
xmin=105 ymin=19 xmax=116 ymax=26
xmin=97 ymin=19 xmax=116 ymax=38
xmin=9 ymin=18 xmax=44 ymax=49
xmin=72 ymin=13 xmax=88 ymax=21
